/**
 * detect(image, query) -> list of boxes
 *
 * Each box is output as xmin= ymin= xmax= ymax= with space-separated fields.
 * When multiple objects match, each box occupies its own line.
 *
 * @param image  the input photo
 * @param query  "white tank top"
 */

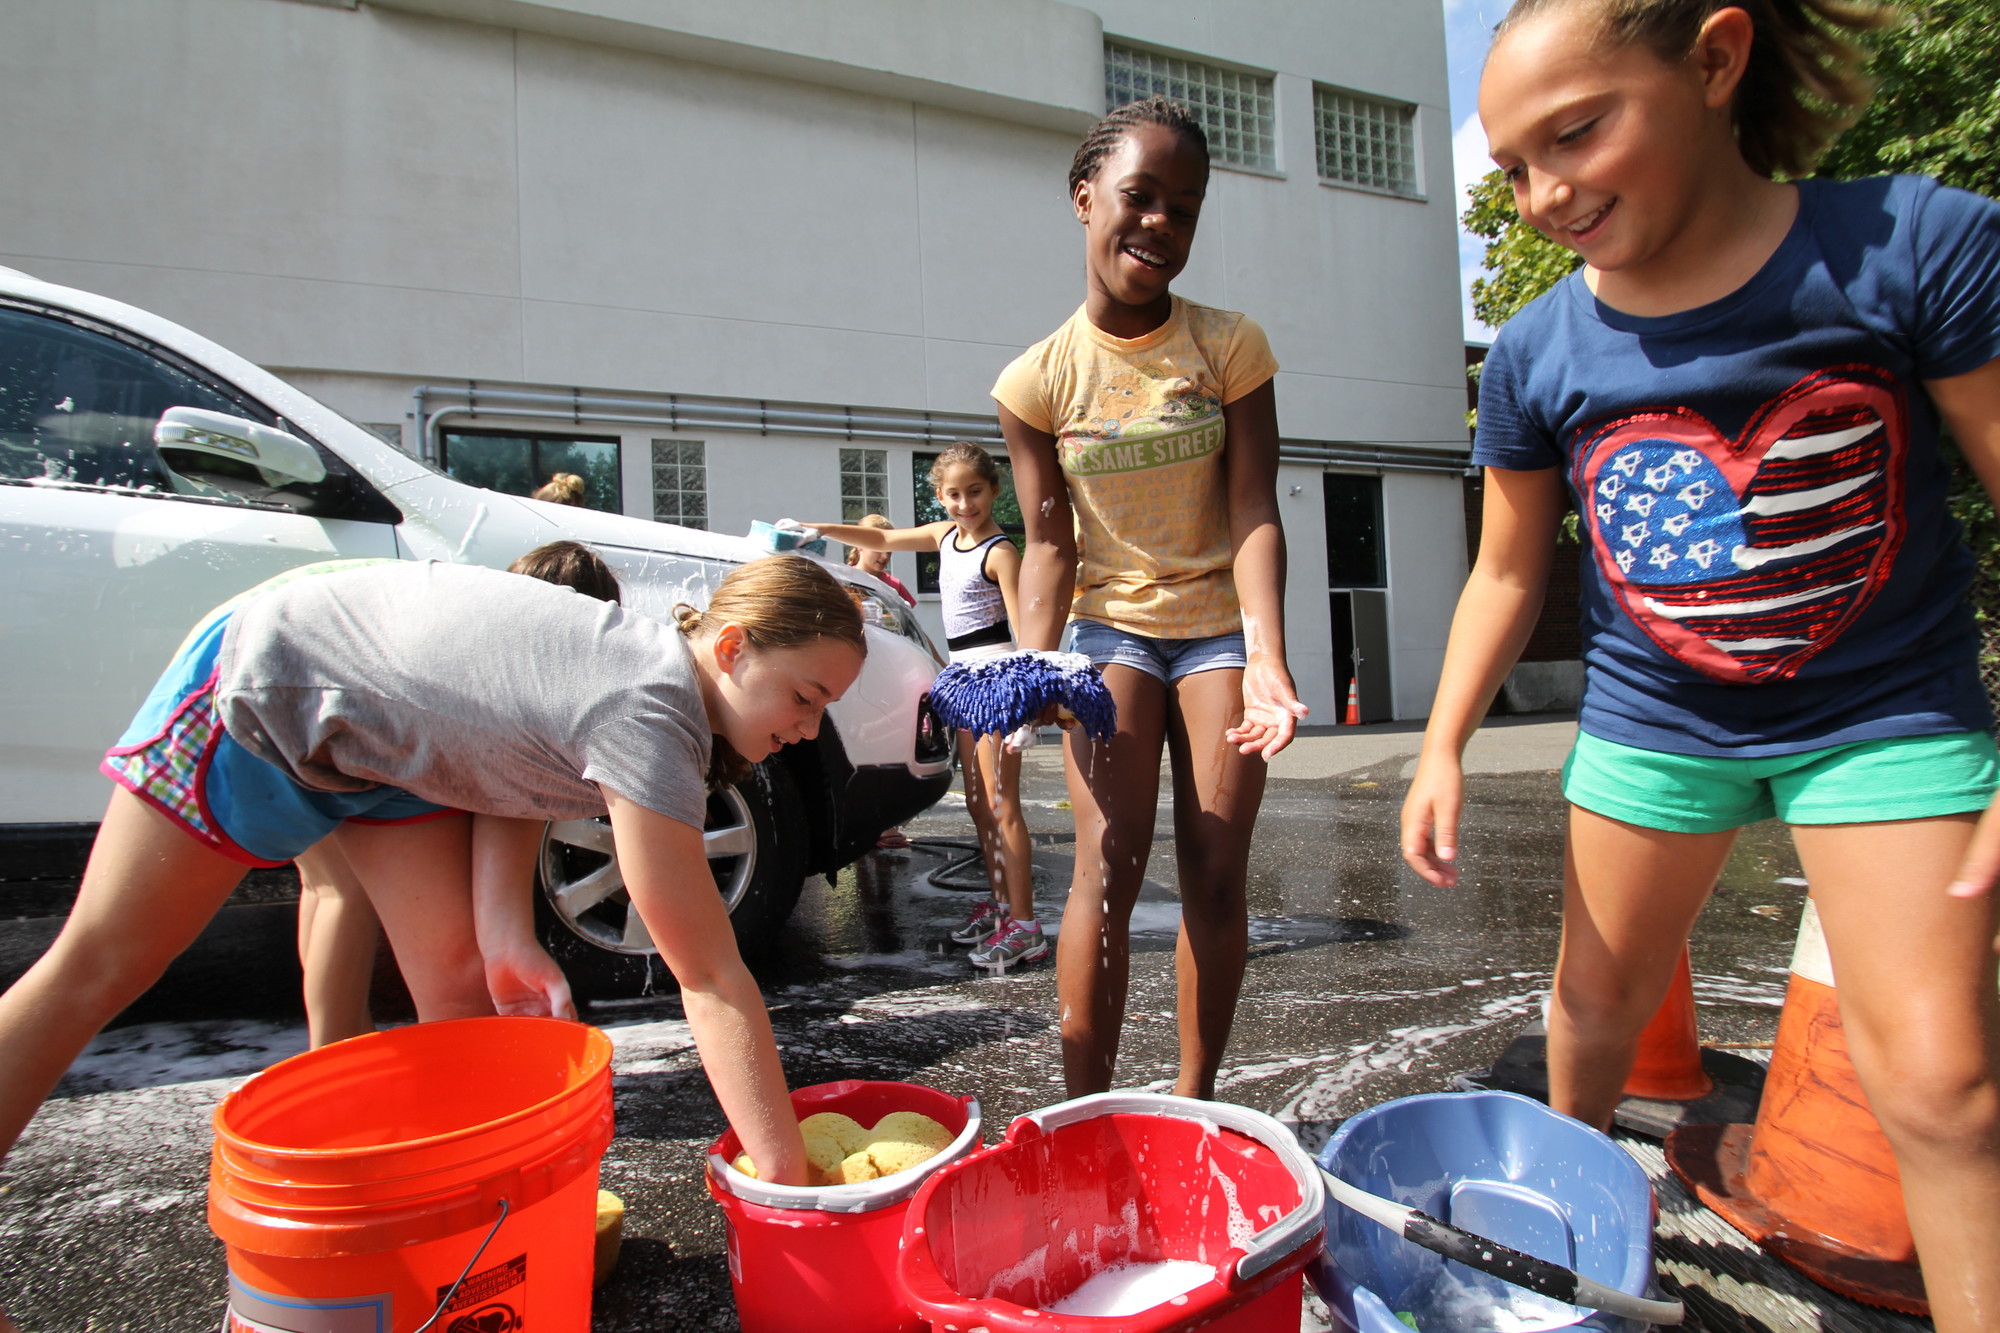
xmin=938 ymin=530 xmax=1011 ymax=650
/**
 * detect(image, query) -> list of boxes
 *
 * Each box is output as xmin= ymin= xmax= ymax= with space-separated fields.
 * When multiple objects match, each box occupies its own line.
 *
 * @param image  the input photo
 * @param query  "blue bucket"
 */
xmin=1312 ymin=1091 xmax=1656 ymax=1333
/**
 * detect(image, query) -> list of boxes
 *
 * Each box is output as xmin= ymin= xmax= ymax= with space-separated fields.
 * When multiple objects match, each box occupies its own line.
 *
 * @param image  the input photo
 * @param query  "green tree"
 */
xmin=1463 ymin=167 xmax=1579 ymax=331
xmin=1818 ymin=0 xmax=2000 ymax=198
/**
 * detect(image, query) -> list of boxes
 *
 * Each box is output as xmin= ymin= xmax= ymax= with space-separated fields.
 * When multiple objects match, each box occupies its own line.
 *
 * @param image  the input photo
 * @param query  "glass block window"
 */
xmin=839 ymin=447 xmax=889 ymax=523
xmin=1104 ymin=41 xmax=1275 ymax=171
xmin=1315 ymin=87 xmax=1419 ymax=196
xmin=651 ymin=438 xmax=707 ymax=530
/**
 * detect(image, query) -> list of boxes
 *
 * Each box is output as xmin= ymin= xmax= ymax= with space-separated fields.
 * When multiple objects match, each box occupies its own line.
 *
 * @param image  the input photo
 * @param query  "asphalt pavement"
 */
xmin=0 ymin=716 xmax=1930 ymax=1332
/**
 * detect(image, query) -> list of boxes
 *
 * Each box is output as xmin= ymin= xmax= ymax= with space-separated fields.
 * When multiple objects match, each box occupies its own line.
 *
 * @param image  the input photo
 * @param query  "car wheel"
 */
xmin=534 ymin=759 xmax=810 ymax=999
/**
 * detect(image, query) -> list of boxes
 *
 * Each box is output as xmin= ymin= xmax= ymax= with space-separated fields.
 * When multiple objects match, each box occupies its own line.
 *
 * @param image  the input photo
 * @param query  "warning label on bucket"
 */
xmin=223 ymin=1276 xmax=390 ymax=1333
xmin=436 ymin=1252 xmax=526 ymax=1332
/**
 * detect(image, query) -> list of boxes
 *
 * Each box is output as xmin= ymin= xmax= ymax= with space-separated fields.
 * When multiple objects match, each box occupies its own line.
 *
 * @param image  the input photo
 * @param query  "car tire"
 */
xmin=534 ymin=759 xmax=810 ymax=999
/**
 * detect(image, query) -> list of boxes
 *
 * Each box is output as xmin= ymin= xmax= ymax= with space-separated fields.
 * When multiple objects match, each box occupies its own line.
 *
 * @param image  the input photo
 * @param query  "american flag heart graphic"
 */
xmin=1573 ymin=368 xmax=1907 ymax=684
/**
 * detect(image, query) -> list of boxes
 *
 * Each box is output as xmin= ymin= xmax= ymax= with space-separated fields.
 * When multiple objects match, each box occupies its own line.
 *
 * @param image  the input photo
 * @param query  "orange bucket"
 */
xmin=209 ymin=1016 xmax=614 ymax=1333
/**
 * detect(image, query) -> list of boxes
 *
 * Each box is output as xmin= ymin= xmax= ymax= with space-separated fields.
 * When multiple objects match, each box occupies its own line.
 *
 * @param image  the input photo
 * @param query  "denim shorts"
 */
xmin=1562 ymin=729 xmax=2000 ymax=833
xmin=101 ymin=608 xmax=456 ymax=866
xmin=1067 ymin=619 xmax=1247 ymax=683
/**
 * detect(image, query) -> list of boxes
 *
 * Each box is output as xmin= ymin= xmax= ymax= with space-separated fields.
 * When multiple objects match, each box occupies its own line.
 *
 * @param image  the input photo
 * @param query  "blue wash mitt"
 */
xmin=929 ymin=650 xmax=1117 ymax=740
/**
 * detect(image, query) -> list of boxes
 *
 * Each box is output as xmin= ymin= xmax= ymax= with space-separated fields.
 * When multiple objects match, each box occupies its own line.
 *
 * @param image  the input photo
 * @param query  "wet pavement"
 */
xmin=0 ymin=717 xmax=1930 ymax=1331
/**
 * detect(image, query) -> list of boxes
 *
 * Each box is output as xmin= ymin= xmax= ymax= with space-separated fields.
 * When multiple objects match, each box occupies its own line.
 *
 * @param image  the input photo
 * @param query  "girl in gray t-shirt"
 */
xmin=0 ymin=555 xmax=867 ymax=1192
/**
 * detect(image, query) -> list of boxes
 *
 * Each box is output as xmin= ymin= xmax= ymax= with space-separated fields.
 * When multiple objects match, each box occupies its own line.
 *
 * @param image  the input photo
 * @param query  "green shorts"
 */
xmin=1562 ymin=730 xmax=2000 ymax=834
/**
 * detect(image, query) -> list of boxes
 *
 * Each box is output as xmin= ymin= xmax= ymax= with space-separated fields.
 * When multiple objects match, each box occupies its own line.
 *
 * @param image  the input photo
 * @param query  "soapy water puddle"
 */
xmin=51 ymin=1018 xmax=307 ymax=1096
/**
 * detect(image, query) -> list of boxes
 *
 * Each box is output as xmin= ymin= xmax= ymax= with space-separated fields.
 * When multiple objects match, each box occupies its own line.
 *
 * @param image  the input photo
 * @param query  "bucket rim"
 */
xmin=1321 ymin=1089 xmax=1644 ymax=1176
xmin=1008 ymin=1092 xmax=1327 ymax=1283
xmin=896 ymin=1093 xmax=1327 ymax=1332
xmin=213 ymin=1017 xmax=613 ymax=1162
xmin=706 ymin=1080 xmax=982 ymax=1214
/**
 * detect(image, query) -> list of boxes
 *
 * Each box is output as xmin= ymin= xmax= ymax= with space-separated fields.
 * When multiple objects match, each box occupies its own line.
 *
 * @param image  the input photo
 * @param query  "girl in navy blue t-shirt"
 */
xmin=1406 ymin=3 xmax=2000 ymax=1325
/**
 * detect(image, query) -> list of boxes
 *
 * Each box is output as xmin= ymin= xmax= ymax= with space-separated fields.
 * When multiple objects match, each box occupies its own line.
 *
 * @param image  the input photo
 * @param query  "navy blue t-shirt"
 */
xmin=1475 ymin=176 xmax=2000 ymax=756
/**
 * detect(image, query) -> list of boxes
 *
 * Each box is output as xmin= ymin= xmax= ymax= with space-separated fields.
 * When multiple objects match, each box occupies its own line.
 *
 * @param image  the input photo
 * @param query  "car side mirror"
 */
xmin=153 ymin=406 xmax=326 ymax=485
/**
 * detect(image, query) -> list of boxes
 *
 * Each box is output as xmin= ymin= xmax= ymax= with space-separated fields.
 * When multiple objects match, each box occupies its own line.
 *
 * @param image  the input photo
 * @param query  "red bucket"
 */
xmin=897 ymin=1093 xmax=1325 ymax=1333
xmin=705 ymin=1080 xmax=982 ymax=1333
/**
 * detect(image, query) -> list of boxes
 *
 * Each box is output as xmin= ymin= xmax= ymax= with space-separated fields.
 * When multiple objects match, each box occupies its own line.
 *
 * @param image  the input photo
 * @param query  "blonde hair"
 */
xmin=1496 ymin=0 xmax=1893 ymax=178
xmin=846 ymin=513 xmax=893 ymax=566
xmin=674 ymin=556 xmax=868 ymax=788
xmin=927 ymin=441 xmax=1001 ymax=491
xmin=532 ymin=472 xmax=586 ymax=505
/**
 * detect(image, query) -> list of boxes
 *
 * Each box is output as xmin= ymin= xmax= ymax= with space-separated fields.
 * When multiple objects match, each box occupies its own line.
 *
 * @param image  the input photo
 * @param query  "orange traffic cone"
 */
xmin=1342 ymin=677 xmax=1360 ymax=726
xmin=1622 ymin=947 xmax=1713 ymax=1102
xmin=1664 ymin=899 xmax=1925 ymax=1315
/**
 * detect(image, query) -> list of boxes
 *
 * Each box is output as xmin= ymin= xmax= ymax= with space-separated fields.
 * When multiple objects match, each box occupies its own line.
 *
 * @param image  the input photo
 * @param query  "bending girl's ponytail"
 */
xmin=1498 ymin=0 xmax=1895 ymax=177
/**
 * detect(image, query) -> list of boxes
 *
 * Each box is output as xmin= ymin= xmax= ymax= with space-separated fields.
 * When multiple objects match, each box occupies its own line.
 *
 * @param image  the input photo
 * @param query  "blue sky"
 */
xmin=1444 ymin=0 xmax=1508 ymax=342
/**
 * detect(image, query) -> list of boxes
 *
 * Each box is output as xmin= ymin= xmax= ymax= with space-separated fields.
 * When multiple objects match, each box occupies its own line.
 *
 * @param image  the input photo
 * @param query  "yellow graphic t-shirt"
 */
xmin=991 ymin=297 xmax=1278 ymax=637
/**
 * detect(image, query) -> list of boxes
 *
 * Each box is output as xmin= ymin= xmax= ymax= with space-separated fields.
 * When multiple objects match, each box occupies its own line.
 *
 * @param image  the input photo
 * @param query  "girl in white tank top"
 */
xmin=808 ymin=444 xmax=1046 ymax=971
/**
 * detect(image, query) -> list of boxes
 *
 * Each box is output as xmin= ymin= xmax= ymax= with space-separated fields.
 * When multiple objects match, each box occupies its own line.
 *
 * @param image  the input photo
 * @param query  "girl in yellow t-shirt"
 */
xmin=992 ymin=95 xmax=1308 ymax=1099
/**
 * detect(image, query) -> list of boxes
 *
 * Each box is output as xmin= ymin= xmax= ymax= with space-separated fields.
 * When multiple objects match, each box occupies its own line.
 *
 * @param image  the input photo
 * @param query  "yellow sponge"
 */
xmin=592 ymin=1190 xmax=624 ymax=1288
xmin=799 ymin=1111 xmax=870 ymax=1156
xmin=802 ymin=1129 xmax=849 ymax=1182
xmin=865 ymin=1138 xmax=938 ymax=1176
xmin=869 ymin=1111 xmax=952 ymax=1152
xmin=730 ymin=1111 xmax=954 ymax=1184
xmin=837 ymin=1150 xmax=880 ymax=1183
xmin=862 ymin=1111 xmax=954 ymax=1177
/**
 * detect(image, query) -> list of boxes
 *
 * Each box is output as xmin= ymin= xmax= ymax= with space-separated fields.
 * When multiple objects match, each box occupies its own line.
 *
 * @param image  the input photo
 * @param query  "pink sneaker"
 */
xmin=969 ymin=921 xmax=1049 ymax=972
xmin=949 ymin=899 xmax=1008 ymax=945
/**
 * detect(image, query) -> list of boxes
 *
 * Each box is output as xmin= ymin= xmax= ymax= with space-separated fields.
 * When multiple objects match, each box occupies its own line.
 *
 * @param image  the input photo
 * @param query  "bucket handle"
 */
xmin=1011 ymin=1093 xmax=1326 ymax=1283
xmin=413 ymin=1197 xmax=511 ymax=1333
xmin=214 ymin=1199 xmax=512 ymax=1333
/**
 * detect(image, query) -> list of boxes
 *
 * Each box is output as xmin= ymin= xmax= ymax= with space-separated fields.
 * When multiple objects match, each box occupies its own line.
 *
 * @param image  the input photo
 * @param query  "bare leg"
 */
xmin=1058 ymin=665 xmax=1167 ymax=1096
xmin=1796 ymin=817 xmax=2000 ymax=1333
xmin=961 ymin=731 xmax=1035 ymax=922
xmin=1548 ymin=806 xmax=1735 ymax=1128
xmin=1163 ymin=667 xmax=1266 ymax=1100
xmin=295 ymin=841 xmax=381 ymax=1047
xmin=0 ymin=788 xmax=246 ymax=1162
xmin=329 ymin=816 xmax=493 ymax=1023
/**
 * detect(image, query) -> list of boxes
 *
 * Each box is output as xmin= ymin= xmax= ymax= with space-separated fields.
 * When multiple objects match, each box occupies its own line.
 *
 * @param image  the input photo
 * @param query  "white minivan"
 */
xmin=0 ymin=269 xmax=954 ymax=997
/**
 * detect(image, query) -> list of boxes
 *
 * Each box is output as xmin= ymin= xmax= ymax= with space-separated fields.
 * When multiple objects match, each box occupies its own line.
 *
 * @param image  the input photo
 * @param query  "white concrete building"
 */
xmin=1 ymin=0 xmax=1470 ymax=720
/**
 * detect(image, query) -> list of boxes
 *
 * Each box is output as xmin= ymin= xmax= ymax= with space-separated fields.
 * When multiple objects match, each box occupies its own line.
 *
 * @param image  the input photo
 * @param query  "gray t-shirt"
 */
xmin=216 ymin=561 xmax=710 ymax=827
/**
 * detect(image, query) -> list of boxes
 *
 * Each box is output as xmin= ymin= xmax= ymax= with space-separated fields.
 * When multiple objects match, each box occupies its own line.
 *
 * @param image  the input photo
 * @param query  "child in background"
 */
xmin=811 ymin=443 xmax=1045 ymax=970
xmin=0 ymin=555 xmax=864 ymax=1199
xmin=847 ymin=515 xmax=917 ymax=849
xmin=994 ymin=97 xmax=1307 ymax=1096
xmin=1402 ymin=3 xmax=2000 ymax=1325
xmin=847 ymin=513 xmax=918 ymax=607
xmin=292 ymin=540 xmax=622 ymax=1046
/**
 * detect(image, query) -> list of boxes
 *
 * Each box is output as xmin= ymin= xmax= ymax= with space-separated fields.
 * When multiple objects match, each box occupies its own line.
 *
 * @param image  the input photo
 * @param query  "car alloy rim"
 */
xmin=538 ymin=785 xmax=758 ymax=955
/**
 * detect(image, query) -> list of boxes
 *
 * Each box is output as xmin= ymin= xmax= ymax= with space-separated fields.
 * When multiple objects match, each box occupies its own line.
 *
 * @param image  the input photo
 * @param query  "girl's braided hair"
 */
xmin=1067 ymin=95 xmax=1211 ymax=197
xmin=1497 ymin=0 xmax=1894 ymax=178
